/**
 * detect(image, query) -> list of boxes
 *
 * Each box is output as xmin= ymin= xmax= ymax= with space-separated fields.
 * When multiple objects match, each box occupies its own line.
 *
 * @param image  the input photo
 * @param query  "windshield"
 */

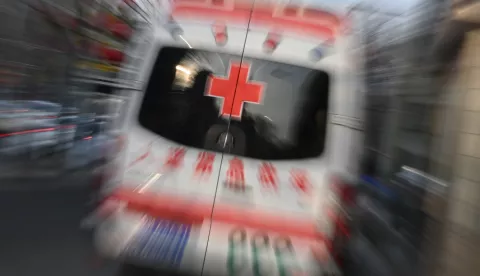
xmin=139 ymin=46 xmax=329 ymax=160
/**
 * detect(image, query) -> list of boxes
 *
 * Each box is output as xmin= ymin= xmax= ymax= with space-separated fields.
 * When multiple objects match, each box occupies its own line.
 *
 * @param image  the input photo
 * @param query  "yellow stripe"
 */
xmin=76 ymin=61 xmax=120 ymax=73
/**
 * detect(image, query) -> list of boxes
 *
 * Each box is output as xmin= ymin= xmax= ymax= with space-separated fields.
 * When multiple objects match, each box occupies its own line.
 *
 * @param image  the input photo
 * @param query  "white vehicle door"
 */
xmin=108 ymin=0 xmax=257 ymax=272
xmin=199 ymin=2 xmax=342 ymax=276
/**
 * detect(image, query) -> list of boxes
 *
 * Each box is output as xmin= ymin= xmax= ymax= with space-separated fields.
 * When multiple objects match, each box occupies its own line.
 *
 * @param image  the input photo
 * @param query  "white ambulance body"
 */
xmin=94 ymin=0 xmax=365 ymax=275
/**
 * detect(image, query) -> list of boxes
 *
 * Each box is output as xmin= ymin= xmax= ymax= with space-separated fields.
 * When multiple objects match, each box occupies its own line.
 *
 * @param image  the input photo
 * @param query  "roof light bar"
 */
xmin=212 ymin=22 xmax=228 ymax=46
xmin=309 ymin=38 xmax=333 ymax=62
xmin=263 ymin=32 xmax=281 ymax=53
xmin=309 ymin=46 xmax=324 ymax=62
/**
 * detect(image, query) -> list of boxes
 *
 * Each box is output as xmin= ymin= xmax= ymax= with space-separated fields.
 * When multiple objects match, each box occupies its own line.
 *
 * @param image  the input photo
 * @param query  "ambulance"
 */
xmin=92 ymin=0 xmax=365 ymax=275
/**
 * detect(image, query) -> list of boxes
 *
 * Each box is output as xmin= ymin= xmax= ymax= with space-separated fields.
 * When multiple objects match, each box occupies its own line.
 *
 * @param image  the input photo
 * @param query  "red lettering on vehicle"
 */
xmin=226 ymin=157 xmax=245 ymax=190
xmin=258 ymin=162 xmax=278 ymax=190
xmin=195 ymin=151 xmax=216 ymax=177
xmin=164 ymin=147 xmax=186 ymax=169
xmin=290 ymin=169 xmax=312 ymax=194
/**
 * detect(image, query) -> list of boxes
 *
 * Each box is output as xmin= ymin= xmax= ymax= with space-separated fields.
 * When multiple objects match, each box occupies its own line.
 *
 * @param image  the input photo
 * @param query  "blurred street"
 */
xmin=0 ymin=179 xmax=117 ymax=276
xmin=0 ymin=175 xmax=201 ymax=276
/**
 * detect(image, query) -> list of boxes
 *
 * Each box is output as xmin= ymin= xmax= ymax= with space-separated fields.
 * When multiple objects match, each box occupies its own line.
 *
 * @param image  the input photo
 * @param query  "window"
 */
xmin=139 ymin=47 xmax=329 ymax=160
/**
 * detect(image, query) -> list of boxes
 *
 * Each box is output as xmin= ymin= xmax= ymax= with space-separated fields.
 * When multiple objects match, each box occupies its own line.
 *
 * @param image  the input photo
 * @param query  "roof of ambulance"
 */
xmin=152 ymin=0 xmax=354 ymax=71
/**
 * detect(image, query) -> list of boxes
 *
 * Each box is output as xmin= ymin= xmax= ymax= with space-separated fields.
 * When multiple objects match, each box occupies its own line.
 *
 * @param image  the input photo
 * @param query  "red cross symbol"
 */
xmin=164 ymin=147 xmax=186 ymax=169
xmin=195 ymin=151 xmax=215 ymax=177
xmin=206 ymin=62 xmax=264 ymax=120
xmin=258 ymin=162 xmax=278 ymax=190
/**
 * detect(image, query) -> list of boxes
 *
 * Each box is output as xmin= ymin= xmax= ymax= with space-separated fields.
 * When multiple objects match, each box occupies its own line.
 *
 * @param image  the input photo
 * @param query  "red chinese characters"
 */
xmin=195 ymin=151 xmax=216 ymax=177
xmin=164 ymin=147 xmax=186 ymax=169
xmin=226 ymin=157 xmax=245 ymax=190
xmin=290 ymin=169 xmax=312 ymax=194
xmin=258 ymin=162 xmax=278 ymax=190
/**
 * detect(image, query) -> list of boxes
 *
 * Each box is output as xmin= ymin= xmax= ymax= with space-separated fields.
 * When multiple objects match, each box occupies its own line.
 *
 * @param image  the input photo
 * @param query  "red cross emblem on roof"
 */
xmin=206 ymin=62 xmax=264 ymax=120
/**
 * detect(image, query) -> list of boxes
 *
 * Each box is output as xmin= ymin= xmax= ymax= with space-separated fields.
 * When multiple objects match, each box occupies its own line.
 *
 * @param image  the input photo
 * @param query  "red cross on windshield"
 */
xmin=206 ymin=62 xmax=264 ymax=119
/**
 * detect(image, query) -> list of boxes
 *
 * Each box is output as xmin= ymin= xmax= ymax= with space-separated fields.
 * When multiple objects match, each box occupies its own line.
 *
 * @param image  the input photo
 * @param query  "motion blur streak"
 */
xmin=0 ymin=0 xmax=479 ymax=276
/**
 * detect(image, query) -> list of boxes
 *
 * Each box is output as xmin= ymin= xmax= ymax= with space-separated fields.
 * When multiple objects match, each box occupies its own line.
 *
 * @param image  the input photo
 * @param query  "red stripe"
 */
xmin=0 ymin=127 xmax=56 ymax=138
xmin=0 ymin=124 xmax=76 ymax=138
xmin=211 ymin=202 xmax=321 ymax=240
xmin=173 ymin=6 xmax=250 ymax=23
xmin=174 ymin=0 xmax=206 ymax=3
xmin=58 ymin=124 xmax=76 ymax=129
xmin=172 ymin=5 xmax=337 ymax=39
xmin=252 ymin=15 xmax=335 ymax=39
xmin=109 ymin=188 xmax=323 ymax=241
xmin=303 ymin=7 xmax=340 ymax=24
xmin=172 ymin=0 xmax=342 ymax=25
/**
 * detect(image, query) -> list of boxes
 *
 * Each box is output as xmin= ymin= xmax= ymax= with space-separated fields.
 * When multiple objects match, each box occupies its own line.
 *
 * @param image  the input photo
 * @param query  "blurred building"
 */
xmin=358 ymin=1 xmax=480 ymax=276
xmin=425 ymin=1 xmax=480 ymax=274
